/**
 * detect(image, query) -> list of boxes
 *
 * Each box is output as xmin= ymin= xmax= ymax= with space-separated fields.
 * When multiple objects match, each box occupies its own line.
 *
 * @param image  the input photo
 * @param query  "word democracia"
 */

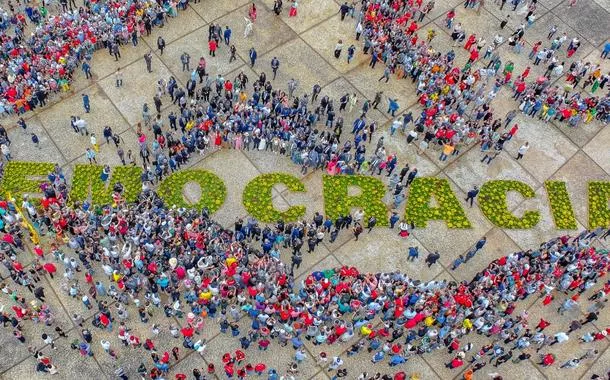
xmin=2 ymin=162 xmax=608 ymax=230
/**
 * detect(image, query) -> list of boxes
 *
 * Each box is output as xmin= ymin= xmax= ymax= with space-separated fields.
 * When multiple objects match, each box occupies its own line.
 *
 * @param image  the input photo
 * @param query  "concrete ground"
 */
xmin=0 ymin=0 xmax=609 ymax=379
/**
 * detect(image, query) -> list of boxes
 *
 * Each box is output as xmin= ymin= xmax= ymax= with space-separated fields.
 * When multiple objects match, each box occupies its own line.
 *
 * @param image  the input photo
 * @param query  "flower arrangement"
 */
xmin=544 ymin=181 xmax=577 ymax=229
xmin=0 ymin=161 xmax=55 ymax=203
xmin=588 ymin=181 xmax=610 ymax=229
xmin=242 ymin=173 xmax=306 ymax=222
xmin=479 ymin=180 xmax=540 ymax=229
xmin=69 ymin=165 xmax=143 ymax=204
xmin=157 ymin=169 xmax=227 ymax=214
xmin=404 ymin=177 xmax=472 ymax=228
xmin=322 ymin=175 xmax=388 ymax=226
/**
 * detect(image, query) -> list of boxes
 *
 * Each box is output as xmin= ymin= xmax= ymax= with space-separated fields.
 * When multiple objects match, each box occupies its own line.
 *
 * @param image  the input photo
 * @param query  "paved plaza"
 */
xmin=0 ymin=0 xmax=609 ymax=379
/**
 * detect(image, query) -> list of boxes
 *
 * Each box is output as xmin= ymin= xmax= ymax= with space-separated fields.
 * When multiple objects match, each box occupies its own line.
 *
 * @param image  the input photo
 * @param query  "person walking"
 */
xmin=249 ymin=47 xmax=257 ymax=67
xmin=115 ymin=67 xmax=123 ymax=87
xmin=379 ymin=66 xmax=391 ymax=83
xmin=31 ymin=133 xmax=41 ymax=149
xmin=271 ymin=57 xmax=280 ymax=80
xmin=82 ymin=61 xmax=92 ymax=79
xmin=86 ymin=148 xmax=97 ymax=164
xmin=82 ymin=93 xmax=90 ymax=113
xmin=334 ymin=40 xmax=343 ymax=59
xmin=181 ymin=52 xmax=191 ymax=71
xmin=287 ymin=79 xmax=298 ymax=99
xmin=464 ymin=186 xmax=479 ymax=207
xmin=208 ymin=39 xmax=217 ymax=56
xmin=157 ymin=36 xmax=166 ymax=55
xmin=516 ymin=142 xmax=529 ymax=160
xmin=144 ymin=51 xmax=153 ymax=73
xmin=223 ymin=26 xmax=232 ymax=45
xmin=425 ymin=251 xmax=440 ymax=267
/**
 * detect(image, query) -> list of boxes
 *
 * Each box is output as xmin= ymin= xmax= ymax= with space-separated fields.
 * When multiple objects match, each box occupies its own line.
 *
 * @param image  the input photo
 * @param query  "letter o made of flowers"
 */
xmin=158 ymin=169 xmax=227 ymax=214
xmin=479 ymin=180 xmax=540 ymax=229
xmin=243 ymin=173 xmax=306 ymax=222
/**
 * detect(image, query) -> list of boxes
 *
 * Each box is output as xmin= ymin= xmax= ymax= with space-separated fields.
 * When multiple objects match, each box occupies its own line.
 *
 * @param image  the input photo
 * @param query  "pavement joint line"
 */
xmin=549 ymin=1 xmax=609 ymax=49
xmin=578 ymin=342 xmax=610 ymax=380
xmin=579 ymin=126 xmax=610 ymax=176
xmin=185 ymin=2 xmax=207 ymax=24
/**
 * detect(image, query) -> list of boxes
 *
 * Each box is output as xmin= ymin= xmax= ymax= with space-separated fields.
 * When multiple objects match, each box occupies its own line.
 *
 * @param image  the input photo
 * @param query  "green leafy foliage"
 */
xmin=404 ymin=177 xmax=472 ymax=228
xmin=0 ymin=161 xmax=56 ymax=203
xmin=545 ymin=181 xmax=578 ymax=230
xmin=243 ymin=173 xmax=306 ymax=222
xmin=157 ymin=169 xmax=226 ymax=214
xmin=588 ymin=181 xmax=610 ymax=229
xmin=69 ymin=165 xmax=143 ymax=205
xmin=479 ymin=180 xmax=540 ymax=229
xmin=322 ymin=175 xmax=388 ymax=226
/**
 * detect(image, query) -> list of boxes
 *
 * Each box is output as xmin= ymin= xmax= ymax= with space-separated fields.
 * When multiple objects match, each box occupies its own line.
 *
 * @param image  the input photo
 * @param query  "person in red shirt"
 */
xmin=536 ymin=318 xmax=551 ymax=332
xmin=208 ymin=40 xmax=217 ymax=57
xmin=258 ymin=338 xmax=270 ymax=350
xmin=539 ymin=353 xmax=555 ymax=366
xmin=507 ymin=124 xmax=519 ymax=140
xmin=445 ymin=356 xmax=464 ymax=369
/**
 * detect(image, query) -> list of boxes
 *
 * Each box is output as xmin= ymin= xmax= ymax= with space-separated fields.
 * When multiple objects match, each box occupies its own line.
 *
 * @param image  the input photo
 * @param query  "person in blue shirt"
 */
xmin=451 ymin=254 xmax=465 ymax=270
xmin=82 ymin=93 xmax=90 ymax=113
xmin=371 ymin=350 xmax=385 ymax=363
xmin=351 ymin=117 xmax=366 ymax=134
xmin=387 ymin=98 xmax=399 ymax=116
xmin=407 ymin=246 xmax=419 ymax=261
xmin=223 ymin=26 xmax=232 ymax=45
xmin=389 ymin=212 xmax=400 ymax=228
xmin=602 ymin=42 xmax=610 ymax=59
xmin=249 ymin=47 xmax=257 ymax=67
xmin=389 ymin=354 xmax=406 ymax=366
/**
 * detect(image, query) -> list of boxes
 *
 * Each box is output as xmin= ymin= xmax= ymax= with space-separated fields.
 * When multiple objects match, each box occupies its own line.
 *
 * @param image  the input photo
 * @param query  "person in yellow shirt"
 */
xmin=439 ymin=143 xmax=455 ymax=161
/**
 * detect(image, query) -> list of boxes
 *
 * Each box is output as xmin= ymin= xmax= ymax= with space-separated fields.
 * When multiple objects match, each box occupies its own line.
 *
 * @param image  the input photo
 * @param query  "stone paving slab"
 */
xmin=39 ymin=84 xmax=132 ymax=162
xmin=160 ymin=26 xmax=248 ymax=86
xmin=300 ymin=14 xmax=371 ymax=74
xmin=259 ymin=0 xmax=340 ymax=34
xmin=2 ymin=329 xmax=104 ymax=380
xmin=140 ymin=8 xmax=207 ymax=46
xmin=190 ymin=0 xmax=251 ymax=23
xmin=506 ymin=112 xmax=579 ymax=183
xmin=6 ymin=116 xmax=68 ymax=166
xmin=98 ymin=54 xmax=175 ymax=126
xmin=583 ymin=123 xmax=610 ymax=175
xmin=89 ymin=38 xmax=152 ymax=80
xmin=332 ymin=229 xmax=445 ymax=281
xmin=214 ymin=1 xmax=298 ymax=57
xmin=255 ymin=37 xmax=341 ymax=93
xmin=552 ymin=0 xmax=610 ymax=46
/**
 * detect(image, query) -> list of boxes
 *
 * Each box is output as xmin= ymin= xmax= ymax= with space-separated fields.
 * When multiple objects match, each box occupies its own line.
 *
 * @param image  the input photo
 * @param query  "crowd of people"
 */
xmin=0 ymin=165 xmax=609 ymax=379
xmin=0 ymin=0 xmax=190 ymax=116
xmin=0 ymin=0 xmax=609 ymax=379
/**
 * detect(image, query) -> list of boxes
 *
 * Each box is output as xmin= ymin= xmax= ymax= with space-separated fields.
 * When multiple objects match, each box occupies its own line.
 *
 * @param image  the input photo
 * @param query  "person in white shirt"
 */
xmin=516 ymin=142 xmax=529 ymax=160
